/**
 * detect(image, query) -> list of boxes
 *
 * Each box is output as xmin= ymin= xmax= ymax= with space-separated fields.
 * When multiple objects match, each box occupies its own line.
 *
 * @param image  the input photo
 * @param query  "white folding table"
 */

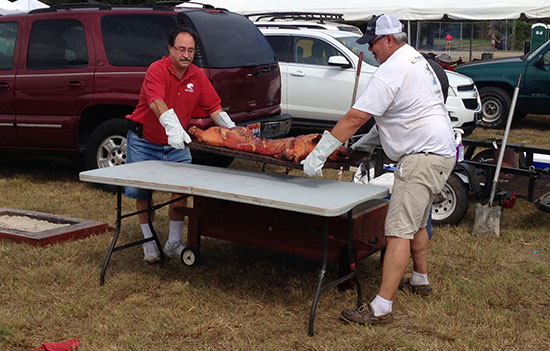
xmin=80 ymin=160 xmax=388 ymax=335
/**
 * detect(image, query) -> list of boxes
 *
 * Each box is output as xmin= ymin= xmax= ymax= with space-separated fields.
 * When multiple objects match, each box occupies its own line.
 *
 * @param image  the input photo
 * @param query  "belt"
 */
xmin=127 ymin=119 xmax=143 ymax=137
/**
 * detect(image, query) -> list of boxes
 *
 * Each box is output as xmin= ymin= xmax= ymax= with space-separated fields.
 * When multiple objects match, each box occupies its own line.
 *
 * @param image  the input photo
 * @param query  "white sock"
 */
xmin=370 ymin=295 xmax=392 ymax=316
xmin=410 ymin=271 xmax=429 ymax=286
xmin=141 ymin=223 xmax=153 ymax=239
xmin=168 ymin=220 xmax=185 ymax=244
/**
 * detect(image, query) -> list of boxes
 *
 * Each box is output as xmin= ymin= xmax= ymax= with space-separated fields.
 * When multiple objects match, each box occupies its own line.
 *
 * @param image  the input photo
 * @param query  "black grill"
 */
xmin=457 ymin=84 xmax=475 ymax=92
xmin=462 ymin=98 xmax=479 ymax=110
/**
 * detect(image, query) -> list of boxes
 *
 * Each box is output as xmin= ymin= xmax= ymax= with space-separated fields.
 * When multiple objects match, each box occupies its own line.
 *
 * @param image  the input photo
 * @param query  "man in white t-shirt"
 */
xmin=301 ymin=14 xmax=456 ymax=325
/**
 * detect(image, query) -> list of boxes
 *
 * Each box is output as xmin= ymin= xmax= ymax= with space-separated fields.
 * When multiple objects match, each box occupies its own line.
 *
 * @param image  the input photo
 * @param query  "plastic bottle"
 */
xmin=454 ymin=128 xmax=464 ymax=163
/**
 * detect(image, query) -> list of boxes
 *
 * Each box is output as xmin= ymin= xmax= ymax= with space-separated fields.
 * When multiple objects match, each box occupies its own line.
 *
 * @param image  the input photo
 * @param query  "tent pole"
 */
xmin=407 ymin=20 xmax=411 ymax=45
xmin=469 ymin=21 xmax=474 ymax=61
xmin=416 ymin=21 xmax=421 ymax=49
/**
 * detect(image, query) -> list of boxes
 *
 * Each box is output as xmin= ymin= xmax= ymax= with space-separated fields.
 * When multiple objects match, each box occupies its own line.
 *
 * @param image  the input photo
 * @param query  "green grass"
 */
xmin=1 ymin=119 xmax=550 ymax=350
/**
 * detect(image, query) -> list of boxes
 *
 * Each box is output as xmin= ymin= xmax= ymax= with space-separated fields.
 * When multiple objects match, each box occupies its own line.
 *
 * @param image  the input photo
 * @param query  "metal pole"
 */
xmin=416 ymin=20 xmax=421 ymax=49
xmin=469 ymin=21 xmax=474 ymax=61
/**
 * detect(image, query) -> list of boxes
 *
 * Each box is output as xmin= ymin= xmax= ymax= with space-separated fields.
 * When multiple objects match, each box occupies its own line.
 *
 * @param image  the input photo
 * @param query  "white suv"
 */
xmin=249 ymin=12 xmax=363 ymax=35
xmin=260 ymin=27 xmax=481 ymax=135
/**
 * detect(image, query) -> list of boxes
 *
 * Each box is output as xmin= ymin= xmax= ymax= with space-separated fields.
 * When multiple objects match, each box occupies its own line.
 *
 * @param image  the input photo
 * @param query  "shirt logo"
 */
xmin=185 ymin=83 xmax=194 ymax=93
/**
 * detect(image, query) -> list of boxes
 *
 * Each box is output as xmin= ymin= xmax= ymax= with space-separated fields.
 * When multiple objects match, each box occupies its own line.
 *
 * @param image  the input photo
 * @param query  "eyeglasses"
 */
xmin=171 ymin=46 xmax=195 ymax=55
xmin=369 ymin=35 xmax=385 ymax=47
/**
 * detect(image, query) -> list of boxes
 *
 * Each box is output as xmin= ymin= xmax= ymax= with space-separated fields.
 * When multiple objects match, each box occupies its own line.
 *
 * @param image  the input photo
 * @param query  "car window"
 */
xmin=264 ymin=35 xmax=292 ymax=62
xmin=295 ymin=37 xmax=342 ymax=66
xmin=101 ymin=14 xmax=176 ymax=66
xmin=0 ymin=22 xmax=17 ymax=70
xmin=27 ymin=19 xmax=88 ymax=70
xmin=543 ymin=50 xmax=550 ymax=65
xmin=180 ymin=11 xmax=275 ymax=68
xmin=336 ymin=36 xmax=379 ymax=67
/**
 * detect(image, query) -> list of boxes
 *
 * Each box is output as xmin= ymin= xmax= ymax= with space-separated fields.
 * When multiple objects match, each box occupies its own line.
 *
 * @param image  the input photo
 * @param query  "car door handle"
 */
xmin=290 ymin=70 xmax=305 ymax=77
xmin=0 ymin=81 xmax=12 ymax=91
xmin=67 ymin=81 xmax=84 ymax=90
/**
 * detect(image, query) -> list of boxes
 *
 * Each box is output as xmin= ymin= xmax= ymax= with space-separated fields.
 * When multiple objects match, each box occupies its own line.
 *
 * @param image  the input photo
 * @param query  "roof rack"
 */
xmin=155 ymin=1 xmax=215 ymax=9
xmin=246 ymin=12 xmax=345 ymax=24
xmin=29 ymin=2 xmax=185 ymax=14
xmin=29 ymin=1 xmax=112 ymax=13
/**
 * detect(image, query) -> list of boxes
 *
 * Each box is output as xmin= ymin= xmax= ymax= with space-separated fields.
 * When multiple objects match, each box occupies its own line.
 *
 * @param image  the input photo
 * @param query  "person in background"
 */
xmin=490 ymin=34 xmax=500 ymax=51
xmin=445 ymin=34 xmax=453 ymax=52
xmin=125 ymin=26 xmax=236 ymax=263
xmin=302 ymin=14 xmax=456 ymax=324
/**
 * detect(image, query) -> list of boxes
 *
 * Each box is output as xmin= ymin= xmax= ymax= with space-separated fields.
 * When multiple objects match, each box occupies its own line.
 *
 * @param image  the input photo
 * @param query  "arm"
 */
xmin=209 ymin=109 xmax=236 ymax=129
xmin=150 ymin=99 xmax=192 ymax=149
xmin=301 ymin=108 xmax=373 ymax=177
xmin=149 ymin=99 xmax=170 ymax=118
xmin=331 ymin=108 xmax=373 ymax=142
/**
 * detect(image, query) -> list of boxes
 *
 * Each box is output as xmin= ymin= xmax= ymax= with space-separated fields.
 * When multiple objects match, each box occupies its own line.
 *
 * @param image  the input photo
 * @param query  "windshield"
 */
xmin=336 ymin=37 xmax=379 ymax=67
xmin=525 ymin=40 xmax=550 ymax=61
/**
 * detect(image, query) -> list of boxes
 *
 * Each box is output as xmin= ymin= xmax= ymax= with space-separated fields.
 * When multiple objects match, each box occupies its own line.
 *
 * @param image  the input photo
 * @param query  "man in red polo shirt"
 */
xmin=125 ymin=26 xmax=236 ymax=263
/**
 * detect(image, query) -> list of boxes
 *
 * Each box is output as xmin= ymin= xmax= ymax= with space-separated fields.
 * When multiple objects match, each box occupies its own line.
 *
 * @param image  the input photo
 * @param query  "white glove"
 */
xmin=301 ymin=130 xmax=343 ymax=177
xmin=215 ymin=111 xmax=236 ymax=129
xmin=158 ymin=108 xmax=192 ymax=149
xmin=350 ymin=125 xmax=380 ymax=154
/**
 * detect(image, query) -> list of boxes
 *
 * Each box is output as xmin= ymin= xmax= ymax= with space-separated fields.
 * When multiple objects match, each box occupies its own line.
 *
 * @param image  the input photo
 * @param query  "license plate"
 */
xmin=247 ymin=123 xmax=261 ymax=137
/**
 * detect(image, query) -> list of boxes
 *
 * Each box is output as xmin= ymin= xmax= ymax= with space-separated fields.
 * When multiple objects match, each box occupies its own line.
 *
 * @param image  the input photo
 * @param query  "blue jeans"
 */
xmin=124 ymin=131 xmax=192 ymax=200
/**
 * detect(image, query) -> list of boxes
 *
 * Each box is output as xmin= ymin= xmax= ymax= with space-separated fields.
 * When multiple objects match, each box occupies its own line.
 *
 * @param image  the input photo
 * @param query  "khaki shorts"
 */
xmin=385 ymin=153 xmax=455 ymax=239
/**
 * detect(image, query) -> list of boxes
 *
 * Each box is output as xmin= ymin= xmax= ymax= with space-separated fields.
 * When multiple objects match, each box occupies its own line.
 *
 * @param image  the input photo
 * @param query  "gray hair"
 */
xmin=392 ymin=32 xmax=408 ymax=44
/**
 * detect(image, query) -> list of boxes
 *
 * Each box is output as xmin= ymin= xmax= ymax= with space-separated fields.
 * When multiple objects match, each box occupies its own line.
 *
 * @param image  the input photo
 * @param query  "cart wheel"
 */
xmin=180 ymin=247 xmax=200 ymax=266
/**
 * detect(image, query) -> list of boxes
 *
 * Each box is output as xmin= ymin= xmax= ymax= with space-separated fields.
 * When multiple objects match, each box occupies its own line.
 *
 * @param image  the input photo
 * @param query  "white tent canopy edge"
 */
xmin=195 ymin=0 xmax=550 ymax=21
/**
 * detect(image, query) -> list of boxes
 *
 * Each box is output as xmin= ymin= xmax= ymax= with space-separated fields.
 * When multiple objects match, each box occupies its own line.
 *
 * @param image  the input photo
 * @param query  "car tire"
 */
xmin=84 ymin=119 xmax=128 ymax=171
xmin=432 ymin=173 xmax=469 ymax=225
xmin=479 ymin=86 xmax=511 ymax=129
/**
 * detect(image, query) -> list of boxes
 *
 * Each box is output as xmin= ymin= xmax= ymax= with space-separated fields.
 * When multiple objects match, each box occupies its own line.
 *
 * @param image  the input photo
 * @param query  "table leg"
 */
xmin=308 ymin=210 xmax=362 ymax=336
xmin=100 ymin=187 xmax=123 ymax=286
xmin=147 ymin=196 xmax=165 ymax=266
xmin=347 ymin=210 xmax=363 ymax=306
xmin=308 ymin=218 xmax=329 ymax=336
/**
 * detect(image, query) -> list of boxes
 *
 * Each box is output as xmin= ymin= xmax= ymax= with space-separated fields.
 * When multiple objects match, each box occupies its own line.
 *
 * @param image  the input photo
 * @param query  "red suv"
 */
xmin=0 ymin=4 xmax=291 ymax=169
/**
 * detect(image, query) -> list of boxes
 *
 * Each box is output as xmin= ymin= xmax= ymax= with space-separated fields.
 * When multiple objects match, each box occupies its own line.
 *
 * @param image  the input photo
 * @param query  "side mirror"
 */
xmin=328 ymin=55 xmax=352 ymax=68
xmin=534 ymin=54 xmax=547 ymax=68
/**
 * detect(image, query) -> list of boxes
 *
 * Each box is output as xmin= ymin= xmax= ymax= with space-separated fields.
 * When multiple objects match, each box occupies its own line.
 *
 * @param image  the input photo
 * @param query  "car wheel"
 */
xmin=479 ymin=86 xmax=511 ymax=129
xmin=432 ymin=173 xmax=469 ymax=225
xmin=85 ymin=119 xmax=128 ymax=171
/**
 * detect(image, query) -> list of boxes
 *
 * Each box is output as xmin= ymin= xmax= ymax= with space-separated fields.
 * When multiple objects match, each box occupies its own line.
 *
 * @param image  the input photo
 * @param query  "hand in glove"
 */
xmin=158 ymin=108 xmax=192 ymax=149
xmin=215 ymin=111 xmax=236 ymax=129
xmin=350 ymin=125 xmax=380 ymax=155
xmin=301 ymin=130 xmax=342 ymax=177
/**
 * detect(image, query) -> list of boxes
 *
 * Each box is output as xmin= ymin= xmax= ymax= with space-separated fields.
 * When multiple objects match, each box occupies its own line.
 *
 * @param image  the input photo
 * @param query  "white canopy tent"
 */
xmin=0 ymin=0 xmax=24 ymax=15
xmin=13 ymin=0 xmax=49 ymax=12
xmin=187 ymin=1 xmax=550 ymax=59
xmin=190 ymin=0 xmax=550 ymax=21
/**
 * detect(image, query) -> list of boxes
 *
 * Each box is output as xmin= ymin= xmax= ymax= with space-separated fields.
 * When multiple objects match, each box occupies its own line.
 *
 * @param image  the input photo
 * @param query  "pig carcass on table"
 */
xmin=188 ymin=126 xmax=348 ymax=163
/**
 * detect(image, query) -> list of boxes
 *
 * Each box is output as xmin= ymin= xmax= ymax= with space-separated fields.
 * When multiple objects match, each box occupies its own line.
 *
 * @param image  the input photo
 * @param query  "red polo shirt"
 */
xmin=127 ymin=56 xmax=221 ymax=145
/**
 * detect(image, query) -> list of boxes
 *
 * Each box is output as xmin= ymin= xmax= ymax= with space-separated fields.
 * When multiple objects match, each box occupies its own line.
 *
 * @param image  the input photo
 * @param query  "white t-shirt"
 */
xmin=353 ymin=44 xmax=456 ymax=161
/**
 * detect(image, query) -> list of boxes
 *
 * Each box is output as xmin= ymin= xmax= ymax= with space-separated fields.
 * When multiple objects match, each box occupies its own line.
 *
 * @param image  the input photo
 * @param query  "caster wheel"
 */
xmin=180 ymin=247 xmax=200 ymax=266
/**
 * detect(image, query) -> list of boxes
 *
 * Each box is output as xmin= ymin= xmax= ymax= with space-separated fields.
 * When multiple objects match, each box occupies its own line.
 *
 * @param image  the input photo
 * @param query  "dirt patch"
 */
xmin=0 ymin=214 xmax=70 ymax=233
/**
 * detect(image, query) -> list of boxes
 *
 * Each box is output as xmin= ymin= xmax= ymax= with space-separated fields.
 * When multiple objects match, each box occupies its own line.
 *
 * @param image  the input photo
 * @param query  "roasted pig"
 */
xmin=188 ymin=126 xmax=347 ymax=162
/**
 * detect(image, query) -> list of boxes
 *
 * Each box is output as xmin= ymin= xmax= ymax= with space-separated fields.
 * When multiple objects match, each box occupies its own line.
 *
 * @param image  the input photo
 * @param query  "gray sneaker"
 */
xmin=143 ymin=242 xmax=160 ymax=263
xmin=163 ymin=240 xmax=185 ymax=258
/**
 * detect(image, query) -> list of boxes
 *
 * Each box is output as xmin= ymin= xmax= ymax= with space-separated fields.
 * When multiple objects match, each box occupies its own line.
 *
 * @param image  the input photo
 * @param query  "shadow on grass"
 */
xmin=93 ymin=235 xmax=385 ymax=306
xmin=0 ymin=150 xmax=84 ymax=182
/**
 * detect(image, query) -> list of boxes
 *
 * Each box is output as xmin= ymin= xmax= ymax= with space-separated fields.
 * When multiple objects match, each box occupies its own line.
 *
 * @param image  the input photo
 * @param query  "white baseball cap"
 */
xmin=356 ymin=14 xmax=403 ymax=45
